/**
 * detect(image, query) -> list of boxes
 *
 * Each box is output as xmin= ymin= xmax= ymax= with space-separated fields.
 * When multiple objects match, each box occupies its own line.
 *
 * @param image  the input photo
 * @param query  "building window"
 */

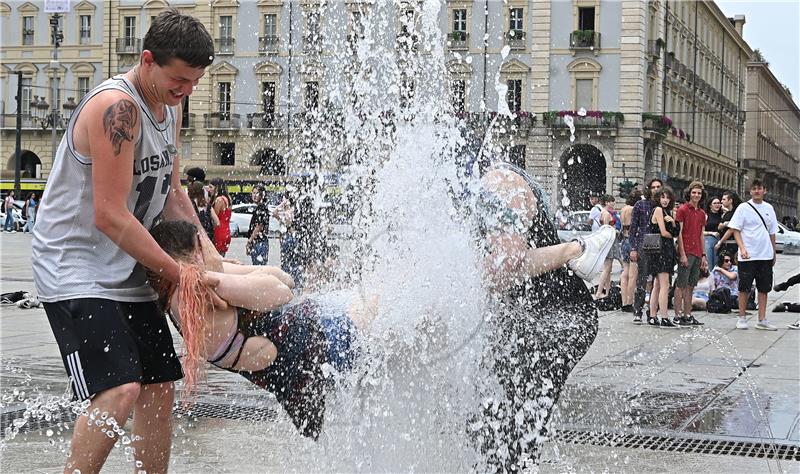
xmin=509 ymin=145 xmax=526 ymax=169
xmin=264 ymin=13 xmax=277 ymax=37
xmin=78 ymin=77 xmax=90 ymax=99
xmin=215 ymin=142 xmax=235 ymax=166
xmin=79 ymin=15 xmax=91 ymax=44
xmin=220 ymin=15 xmax=233 ymax=39
xmin=306 ymin=10 xmax=321 ymax=44
xmin=181 ymin=96 xmax=190 ymax=128
xmin=509 ymin=7 xmax=523 ymax=31
xmin=124 ymin=16 xmax=136 ymax=44
xmin=22 ymin=16 xmax=34 ymax=45
xmin=578 ymin=7 xmax=595 ymax=31
xmin=453 ymin=9 xmax=467 ymax=33
xmin=400 ymin=78 xmax=415 ymax=109
xmin=451 ymin=80 xmax=466 ymax=112
xmin=304 ymin=82 xmax=319 ymax=110
xmin=21 ymin=78 xmax=32 ymax=117
xmin=50 ymin=78 xmax=61 ymax=115
xmin=575 ymin=79 xmax=593 ymax=109
xmin=262 ymin=81 xmax=276 ymax=115
xmin=218 ymin=82 xmax=231 ymax=119
xmin=506 ymin=79 xmax=522 ymax=112
xmin=351 ymin=10 xmax=364 ymax=38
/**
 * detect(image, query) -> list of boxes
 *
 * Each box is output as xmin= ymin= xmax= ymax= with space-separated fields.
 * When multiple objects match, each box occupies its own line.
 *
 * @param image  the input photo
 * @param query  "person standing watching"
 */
xmin=619 ymin=189 xmax=642 ymax=312
xmin=629 ymin=178 xmax=663 ymax=324
xmin=3 ymin=190 xmax=15 ymax=232
xmin=715 ymin=190 xmax=742 ymax=258
xmin=704 ymin=196 xmax=723 ymax=269
xmin=729 ymin=178 xmax=779 ymax=330
xmin=587 ymin=193 xmax=602 ymax=231
xmin=30 ymin=10 xmax=221 ymax=473
xmin=247 ymin=184 xmax=271 ymax=265
xmin=209 ymin=177 xmax=232 ymax=256
xmin=185 ymin=166 xmax=206 ymax=184
xmin=674 ymin=181 xmax=707 ymax=326
xmin=23 ymin=192 xmax=38 ymax=233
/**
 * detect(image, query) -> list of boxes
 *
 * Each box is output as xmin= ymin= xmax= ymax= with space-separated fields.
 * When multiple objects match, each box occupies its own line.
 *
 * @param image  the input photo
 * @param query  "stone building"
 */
xmin=0 ymin=0 xmax=763 ymax=209
xmin=744 ymin=61 xmax=800 ymax=219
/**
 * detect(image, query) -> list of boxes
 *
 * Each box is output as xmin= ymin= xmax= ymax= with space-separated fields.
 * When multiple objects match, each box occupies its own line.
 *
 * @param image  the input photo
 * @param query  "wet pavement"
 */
xmin=1 ymin=231 xmax=798 ymax=472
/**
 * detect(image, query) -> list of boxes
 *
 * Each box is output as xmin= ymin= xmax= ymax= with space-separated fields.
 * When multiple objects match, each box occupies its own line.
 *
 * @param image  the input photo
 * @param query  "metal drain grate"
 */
xmin=4 ymin=404 xmax=798 ymax=462
xmin=554 ymin=429 xmax=800 ymax=462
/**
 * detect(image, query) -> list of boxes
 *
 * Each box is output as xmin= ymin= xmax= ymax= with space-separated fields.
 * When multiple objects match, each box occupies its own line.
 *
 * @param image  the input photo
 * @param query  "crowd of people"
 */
xmin=2 ymin=190 xmax=39 ymax=233
xmin=601 ymin=177 xmax=800 ymax=331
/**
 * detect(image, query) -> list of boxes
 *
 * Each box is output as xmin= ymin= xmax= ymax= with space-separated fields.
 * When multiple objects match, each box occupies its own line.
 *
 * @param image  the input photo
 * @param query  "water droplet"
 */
xmin=46 ymin=429 xmax=54 ymax=437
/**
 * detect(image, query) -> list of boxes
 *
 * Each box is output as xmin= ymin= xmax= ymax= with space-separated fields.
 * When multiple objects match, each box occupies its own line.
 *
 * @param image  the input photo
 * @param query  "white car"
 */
xmin=775 ymin=222 xmax=800 ymax=253
xmin=556 ymin=210 xmax=593 ymax=243
xmin=230 ymin=203 xmax=279 ymax=238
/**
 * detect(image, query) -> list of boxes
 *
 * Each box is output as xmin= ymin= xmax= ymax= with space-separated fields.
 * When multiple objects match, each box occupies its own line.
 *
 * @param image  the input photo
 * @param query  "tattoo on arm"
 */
xmin=102 ymin=100 xmax=138 ymax=156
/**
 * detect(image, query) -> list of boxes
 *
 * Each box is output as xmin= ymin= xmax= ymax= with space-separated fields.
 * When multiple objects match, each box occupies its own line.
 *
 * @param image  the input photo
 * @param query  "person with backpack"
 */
xmin=729 ymin=178 xmax=779 ymax=330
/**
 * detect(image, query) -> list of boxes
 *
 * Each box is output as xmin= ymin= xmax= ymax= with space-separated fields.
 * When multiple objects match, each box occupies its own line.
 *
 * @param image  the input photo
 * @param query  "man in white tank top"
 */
xmin=31 ymin=10 xmax=219 ymax=473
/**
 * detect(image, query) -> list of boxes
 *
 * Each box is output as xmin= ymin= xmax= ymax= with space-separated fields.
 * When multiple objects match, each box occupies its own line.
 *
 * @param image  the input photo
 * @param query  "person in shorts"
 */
xmin=674 ymin=181 xmax=707 ymax=326
xmin=31 ymin=10 xmax=218 ymax=473
xmin=729 ymin=178 xmax=779 ymax=330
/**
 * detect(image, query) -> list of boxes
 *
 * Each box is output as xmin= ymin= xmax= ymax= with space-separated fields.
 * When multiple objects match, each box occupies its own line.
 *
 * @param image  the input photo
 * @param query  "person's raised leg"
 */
xmin=524 ymin=241 xmax=582 ymax=276
xmin=65 ymin=382 xmax=141 ymax=474
xmin=132 ymin=382 xmax=175 ymax=474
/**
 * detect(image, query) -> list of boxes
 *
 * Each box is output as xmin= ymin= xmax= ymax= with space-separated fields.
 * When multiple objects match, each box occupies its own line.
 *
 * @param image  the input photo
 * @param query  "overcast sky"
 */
xmin=716 ymin=0 xmax=799 ymax=103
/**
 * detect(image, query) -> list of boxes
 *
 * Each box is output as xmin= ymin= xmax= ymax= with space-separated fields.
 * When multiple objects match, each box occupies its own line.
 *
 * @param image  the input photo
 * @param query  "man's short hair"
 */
xmin=600 ymin=194 xmax=614 ymax=205
xmin=185 ymin=167 xmax=206 ymax=182
xmin=750 ymin=178 xmax=765 ymax=189
xmin=144 ymin=9 xmax=214 ymax=68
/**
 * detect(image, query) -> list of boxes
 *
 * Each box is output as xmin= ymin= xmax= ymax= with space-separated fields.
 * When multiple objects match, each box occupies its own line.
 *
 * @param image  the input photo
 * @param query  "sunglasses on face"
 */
xmin=723 ymin=259 xmax=731 ymax=263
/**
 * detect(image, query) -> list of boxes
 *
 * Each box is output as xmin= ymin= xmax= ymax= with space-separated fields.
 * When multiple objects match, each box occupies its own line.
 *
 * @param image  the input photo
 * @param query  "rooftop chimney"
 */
xmin=731 ymin=15 xmax=745 ymax=36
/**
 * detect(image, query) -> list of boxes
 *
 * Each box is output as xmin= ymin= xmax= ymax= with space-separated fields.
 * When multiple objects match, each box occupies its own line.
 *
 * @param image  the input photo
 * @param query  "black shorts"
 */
xmin=43 ymin=298 xmax=183 ymax=401
xmin=737 ymin=260 xmax=773 ymax=294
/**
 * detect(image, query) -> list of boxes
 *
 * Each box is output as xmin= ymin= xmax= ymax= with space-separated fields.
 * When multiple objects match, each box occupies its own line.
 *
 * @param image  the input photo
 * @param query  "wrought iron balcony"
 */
xmin=79 ymin=29 xmax=91 ymax=45
xmin=448 ymin=31 xmax=469 ymax=50
xmin=259 ymin=35 xmax=279 ymax=54
xmin=204 ymin=112 xmax=242 ymax=130
xmin=395 ymin=32 xmax=420 ymax=52
xmin=569 ymin=30 xmax=601 ymax=50
xmin=116 ymin=37 xmax=141 ymax=54
xmin=647 ymin=39 xmax=663 ymax=59
xmin=303 ymin=35 xmax=323 ymax=54
xmin=215 ymin=37 xmax=235 ymax=56
xmin=543 ymin=111 xmax=623 ymax=129
xmin=506 ymin=30 xmax=526 ymax=49
xmin=247 ymin=113 xmax=283 ymax=130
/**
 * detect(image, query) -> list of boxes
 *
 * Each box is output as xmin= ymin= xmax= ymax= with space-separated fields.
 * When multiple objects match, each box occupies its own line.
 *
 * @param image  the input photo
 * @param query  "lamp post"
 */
xmin=49 ymin=13 xmax=63 ymax=167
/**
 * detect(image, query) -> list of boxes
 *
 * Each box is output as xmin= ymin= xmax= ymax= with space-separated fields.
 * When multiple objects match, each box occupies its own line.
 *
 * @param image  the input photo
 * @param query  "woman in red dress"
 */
xmin=209 ymin=178 xmax=232 ymax=256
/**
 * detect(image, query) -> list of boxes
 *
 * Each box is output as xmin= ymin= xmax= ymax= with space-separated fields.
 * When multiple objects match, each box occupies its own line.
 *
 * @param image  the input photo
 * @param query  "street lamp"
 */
xmin=62 ymin=97 xmax=77 ymax=123
xmin=35 ymin=96 xmax=50 ymax=129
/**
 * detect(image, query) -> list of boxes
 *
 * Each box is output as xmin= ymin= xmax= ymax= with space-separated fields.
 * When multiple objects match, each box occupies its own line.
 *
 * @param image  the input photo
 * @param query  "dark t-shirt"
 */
xmin=249 ymin=203 xmax=270 ymax=242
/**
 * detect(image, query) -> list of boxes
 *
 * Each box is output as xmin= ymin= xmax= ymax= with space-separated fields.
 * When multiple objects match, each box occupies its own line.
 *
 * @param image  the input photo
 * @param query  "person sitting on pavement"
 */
xmin=712 ymin=251 xmax=739 ymax=312
xmin=773 ymin=273 xmax=800 ymax=329
xmin=691 ymin=269 xmax=714 ymax=311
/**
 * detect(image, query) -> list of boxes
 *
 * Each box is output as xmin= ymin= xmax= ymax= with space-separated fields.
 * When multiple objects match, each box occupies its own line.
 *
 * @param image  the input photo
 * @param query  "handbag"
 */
xmin=641 ymin=233 xmax=662 ymax=254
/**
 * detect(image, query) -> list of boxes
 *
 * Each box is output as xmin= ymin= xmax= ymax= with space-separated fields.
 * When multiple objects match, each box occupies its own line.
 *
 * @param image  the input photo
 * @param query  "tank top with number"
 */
xmin=32 ymin=75 xmax=177 ymax=302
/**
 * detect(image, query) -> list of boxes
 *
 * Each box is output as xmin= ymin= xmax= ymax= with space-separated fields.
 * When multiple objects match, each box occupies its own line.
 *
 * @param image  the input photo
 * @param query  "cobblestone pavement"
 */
xmin=1 ymin=232 xmax=798 ymax=472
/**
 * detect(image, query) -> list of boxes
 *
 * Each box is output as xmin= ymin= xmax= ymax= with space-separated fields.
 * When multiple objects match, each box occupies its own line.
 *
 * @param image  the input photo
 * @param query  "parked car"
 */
xmin=775 ymin=222 xmax=800 ymax=253
xmin=230 ymin=203 xmax=279 ymax=238
xmin=556 ymin=210 xmax=592 ymax=243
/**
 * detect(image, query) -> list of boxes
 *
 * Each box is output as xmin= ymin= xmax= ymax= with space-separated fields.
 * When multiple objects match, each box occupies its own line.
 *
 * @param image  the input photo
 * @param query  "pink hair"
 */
xmin=175 ymin=262 xmax=214 ymax=400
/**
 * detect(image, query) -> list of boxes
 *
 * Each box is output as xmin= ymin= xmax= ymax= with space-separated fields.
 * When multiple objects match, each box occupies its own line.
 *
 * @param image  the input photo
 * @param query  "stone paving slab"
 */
xmin=1 ymin=232 xmax=799 ymax=472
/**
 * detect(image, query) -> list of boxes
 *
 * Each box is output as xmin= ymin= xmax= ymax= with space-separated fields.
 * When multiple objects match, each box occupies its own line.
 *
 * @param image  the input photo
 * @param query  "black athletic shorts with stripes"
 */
xmin=43 ymin=298 xmax=183 ymax=400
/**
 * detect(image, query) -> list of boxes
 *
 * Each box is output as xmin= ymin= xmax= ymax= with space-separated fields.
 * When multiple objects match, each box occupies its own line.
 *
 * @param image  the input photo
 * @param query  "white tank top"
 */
xmin=32 ymin=76 xmax=177 ymax=302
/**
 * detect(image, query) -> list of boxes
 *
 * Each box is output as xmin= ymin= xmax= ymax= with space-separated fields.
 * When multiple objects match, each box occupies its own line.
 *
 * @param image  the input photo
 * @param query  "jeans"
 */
xmin=249 ymin=240 xmax=269 ymax=265
xmin=704 ymin=235 xmax=718 ymax=269
xmin=633 ymin=252 xmax=650 ymax=316
xmin=24 ymin=208 xmax=35 ymax=233
xmin=3 ymin=211 xmax=14 ymax=231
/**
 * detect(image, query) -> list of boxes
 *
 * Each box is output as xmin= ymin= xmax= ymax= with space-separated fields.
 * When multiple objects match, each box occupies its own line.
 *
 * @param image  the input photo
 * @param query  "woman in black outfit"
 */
xmin=703 ymin=196 xmax=723 ymax=269
xmin=715 ymin=190 xmax=741 ymax=259
xmin=647 ymin=187 xmax=680 ymax=328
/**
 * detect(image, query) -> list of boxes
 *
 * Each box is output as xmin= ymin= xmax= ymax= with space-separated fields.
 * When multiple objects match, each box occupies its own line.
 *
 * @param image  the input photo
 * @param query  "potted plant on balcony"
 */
xmin=506 ymin=29 xmax=525 ymax=41
xmin=449 ymin=31 xmax=467 ymax=42
xmin=571 ymin=29 xmax=595 ymax=47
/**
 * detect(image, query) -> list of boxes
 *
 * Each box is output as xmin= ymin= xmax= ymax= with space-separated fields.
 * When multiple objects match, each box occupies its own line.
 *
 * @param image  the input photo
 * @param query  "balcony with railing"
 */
xmin=180 ymin=113 xmax=196 ymax=130
xmin=447 ymin=31 xmax=468 ymax=50
xmin=0 ymin=114 xmax=39 ymax=130
xmin=543 ymin=110 xmax=623 ymax=130
xmin=569 ymin=30 xmax=601 ymax=50
xmin=647 ymin=39 xmax=663 ymax=59
xmin=79 ymin=28 xmax=91 ymax=45
xmin=259 ymin=35 xmax=279 ymax=54
xmin=215 ymin=37 xmax=235 ymax=55
xmin=506 ymin=30 xmax=526 ymax=50
xmin=248 ymin=113 xmax=283 ymax=130
xmin=303 ymin=35 xmax=323 ymax=54
xmin=204 ymin=112 xmax=243 ymax=130
xmin=116 ymin=37 xmax=141 ymax=54
xmin=395 ymin=32 xmax=420 ymax=52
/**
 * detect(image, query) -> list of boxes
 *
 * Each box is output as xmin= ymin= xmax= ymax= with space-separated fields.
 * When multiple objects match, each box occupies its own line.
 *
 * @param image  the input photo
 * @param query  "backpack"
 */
xmin=594 ymin=285 xmax=622 ymax=311
xmin=707 ymin=288 xmax=732 ymax=314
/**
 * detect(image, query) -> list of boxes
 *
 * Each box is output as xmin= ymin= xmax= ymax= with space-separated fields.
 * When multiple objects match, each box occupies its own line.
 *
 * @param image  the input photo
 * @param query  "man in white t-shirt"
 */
xmin=728 ymin=178 xmax=779 ymax=330
xmin=587 ymin=193 xmax=603 ymax=232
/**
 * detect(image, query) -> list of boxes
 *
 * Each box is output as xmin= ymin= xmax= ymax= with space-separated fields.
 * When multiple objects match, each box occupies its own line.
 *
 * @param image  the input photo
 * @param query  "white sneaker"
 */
xmin=788 ymin=321 xmax=800 ymax=330
xmin=755 ymin=320 xmax=777 ymax=331
xmin=568 ymin=225 xmax=617 ymax=280
xmin=736 ymin=317 xmax=749 ymax=330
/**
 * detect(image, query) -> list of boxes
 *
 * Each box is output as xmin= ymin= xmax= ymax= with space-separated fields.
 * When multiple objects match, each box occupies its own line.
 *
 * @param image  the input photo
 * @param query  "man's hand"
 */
xmin=680 ymin=254 xmax=688 ymax=267
xmin=714 ymin=241 xmax=722 ymax=250
xmin=630 ymin=249 xmax=639 ymax=263
xmin=740 ymin=247 xmax=750 ymax=260
xmin=199 ymin=234 xmax=223 ymax=272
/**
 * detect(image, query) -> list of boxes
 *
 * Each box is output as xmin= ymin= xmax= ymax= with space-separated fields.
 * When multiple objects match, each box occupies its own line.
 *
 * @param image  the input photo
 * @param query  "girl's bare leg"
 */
xmin=650 ymin=276 xmax=660 ymax=321
xmin=657 ymin=273 xmax=670 ymax=318
xmin=523 ymin=241 xmax=583 ymax=277
xmin=625 ymin=260 xmax=638 ymax=307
